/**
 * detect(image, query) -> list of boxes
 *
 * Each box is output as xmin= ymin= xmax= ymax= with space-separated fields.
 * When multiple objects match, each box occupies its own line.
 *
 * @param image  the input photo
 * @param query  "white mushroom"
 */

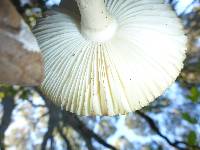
xmin=33 ymin=0 xmax=187 ymax=115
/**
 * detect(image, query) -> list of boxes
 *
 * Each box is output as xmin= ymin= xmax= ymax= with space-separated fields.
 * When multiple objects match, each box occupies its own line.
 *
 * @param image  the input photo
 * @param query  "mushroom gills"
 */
xmin=33 ymin=0 xmax=187 ymax=115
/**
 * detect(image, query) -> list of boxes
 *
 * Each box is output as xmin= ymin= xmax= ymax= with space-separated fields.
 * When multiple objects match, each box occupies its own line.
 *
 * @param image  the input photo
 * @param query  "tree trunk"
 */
xmin=0 ymin=0 xmax=44 ymax=86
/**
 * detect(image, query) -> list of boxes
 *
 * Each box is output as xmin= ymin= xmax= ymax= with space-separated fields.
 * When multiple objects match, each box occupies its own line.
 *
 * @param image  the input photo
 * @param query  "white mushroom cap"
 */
xmin=33 ymin=0 xmax=187 ymax=115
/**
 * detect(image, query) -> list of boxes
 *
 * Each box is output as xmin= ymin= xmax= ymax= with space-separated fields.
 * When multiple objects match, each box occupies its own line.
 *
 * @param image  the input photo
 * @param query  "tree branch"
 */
xmin=41 ymin=118 xmax=55 ymax=150
xmin=41 ymin=97 xmax=60 ymax=150
xmin=136 ymin=110 xmax=200 ymax=150
xmin=57 ymin=127 xmax=72 ymax=150
xmin=35 ymin=88 xmax=117 ymax=150
xmin=0 ymin=96 xmax=15 ymax=150
xmin=27 ymin=99 xmax=46 ymax=108
xmin=62 ymin=111 xmax=117 ymax=150
xmin=179 ymin=0 xmax=197 ymax=17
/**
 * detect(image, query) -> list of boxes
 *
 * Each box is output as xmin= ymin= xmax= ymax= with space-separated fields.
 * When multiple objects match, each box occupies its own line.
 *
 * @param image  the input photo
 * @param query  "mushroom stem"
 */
xmin=75 ymin=0 xmax=117 ymax=42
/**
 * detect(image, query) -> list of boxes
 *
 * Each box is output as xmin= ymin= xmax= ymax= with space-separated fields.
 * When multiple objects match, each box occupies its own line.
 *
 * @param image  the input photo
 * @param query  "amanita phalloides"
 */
xmin=33 ymin=0 xmax=187 ymax=115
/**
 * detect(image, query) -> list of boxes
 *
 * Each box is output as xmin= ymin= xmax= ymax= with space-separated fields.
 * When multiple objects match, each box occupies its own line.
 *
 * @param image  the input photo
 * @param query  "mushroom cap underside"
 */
xmin=33 ymin=0 xmax=187 ymax=115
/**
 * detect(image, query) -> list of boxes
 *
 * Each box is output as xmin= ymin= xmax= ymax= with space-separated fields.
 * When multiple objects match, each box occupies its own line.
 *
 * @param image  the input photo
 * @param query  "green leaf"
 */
xmin=20 ymin=91 xmax=29 ymax=100
xmin=0 ymin=92 xmax=5 ymax=99
xmin=181 ymin=112 xmax=197 ymax=124
xmin=0 ymin=92 xmax=5 ymax=102
xmin=187 ymin=87 xmax=200 ymax=103
xmin=187 ymin=131 xmax=197 ymax=145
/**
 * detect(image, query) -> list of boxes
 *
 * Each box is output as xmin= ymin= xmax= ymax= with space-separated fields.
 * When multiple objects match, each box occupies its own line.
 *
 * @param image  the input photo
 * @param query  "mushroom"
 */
xmin=33 ymin=0 xmax=187 ymax=115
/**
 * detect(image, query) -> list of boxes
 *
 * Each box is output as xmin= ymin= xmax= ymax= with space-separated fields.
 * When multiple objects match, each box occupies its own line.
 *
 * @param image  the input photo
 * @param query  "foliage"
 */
xmin=187 ymin=87 xmax=200 ymax=103
xmin=187 ymin=131 xmax=197 ymax=146
xmin=181 ymin=112 xmax=197 ymax=124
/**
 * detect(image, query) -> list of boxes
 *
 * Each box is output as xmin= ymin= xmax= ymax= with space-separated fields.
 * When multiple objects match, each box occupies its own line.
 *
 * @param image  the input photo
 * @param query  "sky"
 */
xmin=174 ymin=0 xmax=198 ymax=14
xmin=45 ymin=0 xmax=61 ymax=7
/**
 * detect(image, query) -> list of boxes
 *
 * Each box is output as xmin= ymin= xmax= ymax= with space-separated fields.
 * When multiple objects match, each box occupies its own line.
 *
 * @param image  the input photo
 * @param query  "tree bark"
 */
xmin=0 ymin=0 xmax=44 ymax=86
xmin=0 ymin=96 xmax=15 ymax=150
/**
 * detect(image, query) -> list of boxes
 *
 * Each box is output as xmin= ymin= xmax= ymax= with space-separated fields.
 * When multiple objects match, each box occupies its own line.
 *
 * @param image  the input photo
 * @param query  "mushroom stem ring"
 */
xmin=34 ymin=0 xmax=187 ymax=115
